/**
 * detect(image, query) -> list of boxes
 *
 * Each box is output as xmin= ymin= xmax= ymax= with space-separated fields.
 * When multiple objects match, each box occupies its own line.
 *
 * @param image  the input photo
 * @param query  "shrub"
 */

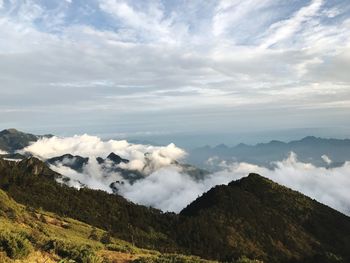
xmin=88 ymin=228 xmax=99 ymax=241
xmin=100 ymin=232 xmax=112 ymax=244
xmin=0 ymin=231 xmax=32 ymax=259
xmin=45 ymin=239 xmax=103 ymax=263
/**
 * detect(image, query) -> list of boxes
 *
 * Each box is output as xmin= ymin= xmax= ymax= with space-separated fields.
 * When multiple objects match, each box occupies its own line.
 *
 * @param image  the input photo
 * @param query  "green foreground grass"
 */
xmin=0 ymin=189 xmax=222 ymax=263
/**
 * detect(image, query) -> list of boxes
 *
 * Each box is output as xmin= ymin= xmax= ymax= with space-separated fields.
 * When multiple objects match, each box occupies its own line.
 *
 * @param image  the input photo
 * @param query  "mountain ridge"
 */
xmin=188 ymin=136 xmax=350 ymax=168
xmin=178 ymin=173 xmax=350 ymax=262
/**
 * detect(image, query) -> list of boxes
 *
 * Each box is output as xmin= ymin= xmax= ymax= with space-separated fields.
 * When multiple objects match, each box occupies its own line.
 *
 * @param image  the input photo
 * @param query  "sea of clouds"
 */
xmin=20 ymin=135 xmax=350 ymax=215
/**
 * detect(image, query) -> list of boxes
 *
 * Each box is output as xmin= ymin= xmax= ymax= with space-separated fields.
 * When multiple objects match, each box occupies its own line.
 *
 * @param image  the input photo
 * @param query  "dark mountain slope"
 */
xmin=178 ymin=174 xmax=350 ymax=263
xmin=47 ymin=154 xmax=89 ymax=172
xmin=106 ymin=152 xmax=129 ymax=164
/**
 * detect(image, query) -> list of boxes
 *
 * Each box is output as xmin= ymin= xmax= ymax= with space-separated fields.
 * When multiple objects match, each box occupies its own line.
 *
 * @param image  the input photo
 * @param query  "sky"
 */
xmin=1 ymin=0 xmax=350 ymax=147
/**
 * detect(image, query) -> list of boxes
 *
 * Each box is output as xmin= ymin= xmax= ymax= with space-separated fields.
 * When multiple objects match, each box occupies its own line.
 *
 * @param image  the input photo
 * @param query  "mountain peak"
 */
xmin=300 ymin=136 xmax=318 ymax=141
xmin=0 ymin=128 xmax=20 ymax=135
xmin=17 ymin=157 xmax=59 ymax=179
xmin=231 ymin=173 xmax=274 ymax=188
xmin=214 ymin=143 xmax=229 ymax=149
xmin=180 ymin=174 xmax=350 ymax=262
xmin=0 ymin=129 xmax=39 ymax=153
xmin=107 ymin=152 xmax=129 ymax=164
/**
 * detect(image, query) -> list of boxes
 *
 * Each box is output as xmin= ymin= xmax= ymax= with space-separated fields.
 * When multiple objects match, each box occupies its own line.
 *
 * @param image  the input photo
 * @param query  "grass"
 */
xmin=0 ymin=189 xmax=216 ymax=262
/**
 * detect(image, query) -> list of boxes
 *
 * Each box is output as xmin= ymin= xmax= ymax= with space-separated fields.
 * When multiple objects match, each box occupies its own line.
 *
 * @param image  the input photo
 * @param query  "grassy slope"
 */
xmin=0 ymin=189 xmax=215 ymax=263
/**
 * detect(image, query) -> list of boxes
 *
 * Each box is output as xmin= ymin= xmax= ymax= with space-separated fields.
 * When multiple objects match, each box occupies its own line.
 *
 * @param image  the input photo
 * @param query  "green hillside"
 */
xmin=1 ymin=157 xmax=350 ymax=262
xmin=179 ymin=174 xmax=350 ymax=262
xmin=0 ymin=187 xmax=215 ymax=263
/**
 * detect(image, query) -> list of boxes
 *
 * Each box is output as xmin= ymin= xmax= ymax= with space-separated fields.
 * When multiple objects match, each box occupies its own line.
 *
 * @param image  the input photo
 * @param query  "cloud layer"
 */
xmin=21 ymin=135 xmax=350 ymax=215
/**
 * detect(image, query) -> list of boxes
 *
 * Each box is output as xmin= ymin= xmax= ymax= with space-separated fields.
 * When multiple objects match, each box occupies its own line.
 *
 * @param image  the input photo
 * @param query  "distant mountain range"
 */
xmin=2 ymin=128 xmax=350 ymax=169
xmin=188 ymin=136 xmax=350 ymax=168
xmin=0 ymin=157 xmax=349 ymax=262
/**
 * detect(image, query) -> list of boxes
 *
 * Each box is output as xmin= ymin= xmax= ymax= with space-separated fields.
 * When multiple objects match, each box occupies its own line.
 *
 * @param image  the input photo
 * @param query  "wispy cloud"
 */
xmin=260 ymin=0 xmax=324 ymax=48
xmin=0 ymin=0 xmax=349 ymax=136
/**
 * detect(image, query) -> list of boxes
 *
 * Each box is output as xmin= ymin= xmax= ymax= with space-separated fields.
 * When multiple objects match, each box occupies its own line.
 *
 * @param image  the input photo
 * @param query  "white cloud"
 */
xmin=0 ymin=149 xmax=8 ymax=155
xmin=53 ymin=157 xmax=123 ymax=192
xmin=321 ymin=154 xmax=332 ymax=164
xmin=212 ymin=0 xmax=273 ymax=37
xmin=98 ymin=0 xmax=186 ymax=44
xmin=20 ymin=134 xmax=186 ymax=175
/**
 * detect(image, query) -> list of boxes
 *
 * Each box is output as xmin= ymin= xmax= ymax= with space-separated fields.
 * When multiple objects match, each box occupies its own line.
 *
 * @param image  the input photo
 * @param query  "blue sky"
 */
xmin=0 ymin=0 xmax=350 ymax=146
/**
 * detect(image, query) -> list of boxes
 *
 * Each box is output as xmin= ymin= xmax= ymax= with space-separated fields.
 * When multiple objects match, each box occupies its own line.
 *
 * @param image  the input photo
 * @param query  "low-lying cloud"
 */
xmin=20 ymin=135 xmax=350 ymax=215
xmin=20 ymin=134 xmax=186 ymax=175
xmin=119 ymin=153 xmax=350 ymax=214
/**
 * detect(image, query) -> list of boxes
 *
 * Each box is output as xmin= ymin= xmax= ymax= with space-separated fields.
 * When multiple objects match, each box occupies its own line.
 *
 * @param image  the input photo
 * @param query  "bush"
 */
xmin=88 ymin=228 xmax=99 ymax=241
xmin=0 ymin=231 xmax=32 ymax=259
xmin=100 ymin=232 xmax=112 ymax=244
xmin=45 ymin=239 xmax=103 ymax=263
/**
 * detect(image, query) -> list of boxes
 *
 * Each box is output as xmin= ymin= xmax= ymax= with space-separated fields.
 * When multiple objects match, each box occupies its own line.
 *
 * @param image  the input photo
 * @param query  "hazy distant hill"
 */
xmin=1 ymin=156 xmax=350 ymax=262
xmin=188 ymin=136 xmax=350 ymax=168
xmin=0 ymin=129 xmax=38 ymax=153
xmin=0 ymin=128 xmax=52 ymax=153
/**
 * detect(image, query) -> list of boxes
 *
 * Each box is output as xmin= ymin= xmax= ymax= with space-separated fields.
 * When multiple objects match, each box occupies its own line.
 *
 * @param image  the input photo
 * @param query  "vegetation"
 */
xmin=1 ymin=157 xmax=350 ymax=262
xmin=0 ymin=157 xmax=178 ymax=252
xmin=178 ymin=173 xmax=350 ymax=262
xmin=0 ymin=231 xmax=32 ymax=259
xmin=0 ymin=187 xmax=211 ymax=262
